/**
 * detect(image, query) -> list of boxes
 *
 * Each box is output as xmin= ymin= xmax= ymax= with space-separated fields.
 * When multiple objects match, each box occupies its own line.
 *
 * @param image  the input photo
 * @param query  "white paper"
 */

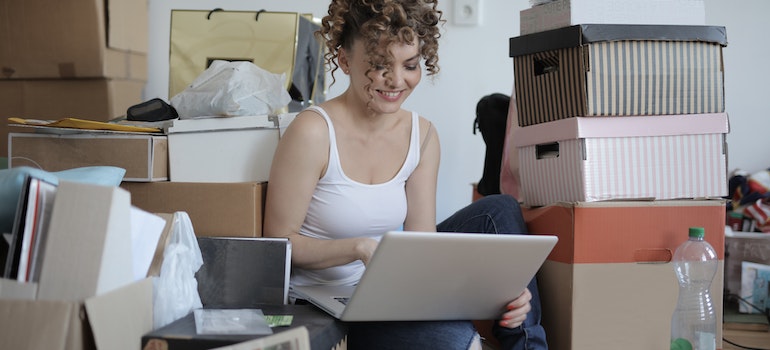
xmin=130 ymin=206 xmax=166 ymax=281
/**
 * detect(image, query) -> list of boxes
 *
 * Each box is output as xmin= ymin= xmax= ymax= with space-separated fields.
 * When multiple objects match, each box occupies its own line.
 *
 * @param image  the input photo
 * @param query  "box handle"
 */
xmin=633 ymin=248 xmax=673 ymax=264
xmin=534 ymin=55 xmax=559 ymax=76
xmin=535 ymin=142 xmax=559 ymax=159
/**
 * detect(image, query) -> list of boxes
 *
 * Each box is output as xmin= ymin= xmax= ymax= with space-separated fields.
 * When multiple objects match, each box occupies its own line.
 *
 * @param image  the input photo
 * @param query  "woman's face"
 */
xmin=341 ymin=38 xmax=422 ymax=114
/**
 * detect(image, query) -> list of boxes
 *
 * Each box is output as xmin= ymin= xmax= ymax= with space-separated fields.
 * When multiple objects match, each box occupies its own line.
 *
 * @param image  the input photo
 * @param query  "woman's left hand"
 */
xmin=498 ymin=288 xmax=532 ymax=329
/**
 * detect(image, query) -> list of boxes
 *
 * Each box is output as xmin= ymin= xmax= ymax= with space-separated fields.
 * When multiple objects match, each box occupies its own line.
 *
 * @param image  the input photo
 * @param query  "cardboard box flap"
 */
xmin=510 ymin=24 xmax=727 ymax=57
xmin=0 ymin=278 xmax=37 ymax=300
xmin=85 ymin=278 xmax=153 ymax=350
xmin=37 ymin=181 xmax=134 ymax=301
xmin=0 ymin=299 xmax=84 ymax=349
xmin=512 ymin=113 xmax=729 ymax=147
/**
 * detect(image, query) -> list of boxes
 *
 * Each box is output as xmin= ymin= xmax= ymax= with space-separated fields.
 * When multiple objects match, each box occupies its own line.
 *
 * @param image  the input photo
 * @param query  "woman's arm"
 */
xmin=263 ymin=110 xmax=377 ymax=269
xmin=403 ymin=116 xmax=441 ymax=232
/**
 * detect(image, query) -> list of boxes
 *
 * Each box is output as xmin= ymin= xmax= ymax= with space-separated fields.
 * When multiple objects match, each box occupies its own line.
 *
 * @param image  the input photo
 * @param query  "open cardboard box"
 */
xmin=0 ymin=181 xmax=154 ymax=349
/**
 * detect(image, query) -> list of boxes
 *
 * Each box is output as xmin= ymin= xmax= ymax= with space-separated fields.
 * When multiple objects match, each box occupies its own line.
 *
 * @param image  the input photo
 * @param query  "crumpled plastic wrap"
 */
xmin=152 ymin=211 xmax=204 ymax=329
xmin=170 ymin=60 xmax=291 ymax=119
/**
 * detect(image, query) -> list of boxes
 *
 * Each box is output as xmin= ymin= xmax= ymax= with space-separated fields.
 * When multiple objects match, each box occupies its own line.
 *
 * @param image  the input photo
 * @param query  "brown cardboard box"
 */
xmin=0 ymin=181 xmax=153 ymax=350
xmin=519 ymin=0 xmax=706 ymax=35
xmin=0 ymin=78 xmax=146 ymax=157
xmin=9 ymin=132 xmax=168 ymax=182
xmin=0 ymin=278 xmax=153 ymax=350
xmin=0 ymin=79 xmax=145 ymax=120
xmin=523 ymin=200 xmax=725 ymax=350
xmin=0 ymin=0 xmax=148 ymax=80
xmin=121 ymin=181 xmax=267 ymax=238
xmin=509 ymin=24 xmax=727 ymax=126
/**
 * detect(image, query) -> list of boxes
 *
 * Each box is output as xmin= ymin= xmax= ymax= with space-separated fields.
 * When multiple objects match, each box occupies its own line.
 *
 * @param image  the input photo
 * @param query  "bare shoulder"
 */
xmin=416 ymin=114 xmax=439 ymax=143
xmin=284 ymin=108 xmax=330 ymax=143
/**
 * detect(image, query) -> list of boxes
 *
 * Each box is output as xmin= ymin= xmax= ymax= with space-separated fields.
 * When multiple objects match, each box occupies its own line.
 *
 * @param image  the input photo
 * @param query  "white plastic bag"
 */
xmin=152 ymin=211 xmax=204 ymax=329
xmin=170 ymin=60 xmax=292 ymax=119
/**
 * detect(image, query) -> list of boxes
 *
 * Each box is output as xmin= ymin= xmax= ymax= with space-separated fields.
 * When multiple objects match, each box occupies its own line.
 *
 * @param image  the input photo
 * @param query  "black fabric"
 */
xmin=473 ymin=93 xmax=510 ymax=196
xmin=126 ymin=98 xmax=178 ymax=122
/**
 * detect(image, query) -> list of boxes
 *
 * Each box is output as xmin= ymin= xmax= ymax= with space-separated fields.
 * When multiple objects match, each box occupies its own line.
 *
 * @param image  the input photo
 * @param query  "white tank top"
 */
xmin=291 ymin=106 xmax=421 ymax=287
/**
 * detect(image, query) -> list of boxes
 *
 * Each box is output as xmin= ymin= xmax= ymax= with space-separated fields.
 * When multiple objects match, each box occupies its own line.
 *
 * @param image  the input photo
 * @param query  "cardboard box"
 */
xmin=513 ymin=113 xmax=729 ymax=207
xmin=0 ymin=78 xmax=146 ymax=157
xmin=120 ymin=181 xmax=267 ymax=238
xmin=724 ymin=231 xmax=770 ymax=298
xmin=0 ymin=0 xmax=147 ymax=79
xmin=520 ymin=0 xmax=706 ymax=35
xmin=523 ymin=200 xmax=725 ymax=350
xmin=0 ymin=278 xmax=153 ymax=350
xmin=0 ymin=79 xmax=145 ymax=120
xmin=165 ymin=114 xmax=295 ymax=183
xmin=9 ymin=132 xmax=168 ymax=182
xmin=509 ymin=24 xmax=727 ymax=126
xmin=0 ymin=181 xmax=153 ymax=350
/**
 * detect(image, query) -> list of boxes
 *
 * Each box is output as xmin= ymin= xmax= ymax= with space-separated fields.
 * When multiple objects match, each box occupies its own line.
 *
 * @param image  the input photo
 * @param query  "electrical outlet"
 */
xmin=453 ymin=0 xmax=480 ymax=26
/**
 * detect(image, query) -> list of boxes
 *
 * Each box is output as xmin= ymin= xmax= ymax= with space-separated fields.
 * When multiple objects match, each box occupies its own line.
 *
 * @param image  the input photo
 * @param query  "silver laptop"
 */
xmin=292 ymin=230 xmax=557 ymax=322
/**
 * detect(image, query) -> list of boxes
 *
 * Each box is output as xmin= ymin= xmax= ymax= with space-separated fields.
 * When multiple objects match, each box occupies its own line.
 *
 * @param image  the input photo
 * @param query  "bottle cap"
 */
xmin=688 ymin=227 xmax=705 ymax=238
xmin=670 ymin=338 xmax=693 ymax=350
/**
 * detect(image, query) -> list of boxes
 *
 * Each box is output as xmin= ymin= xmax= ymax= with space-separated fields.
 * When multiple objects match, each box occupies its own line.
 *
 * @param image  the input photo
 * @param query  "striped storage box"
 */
xmin=512 ymin=113 xmax=729 ymax=207
xmin=509 ymin=24 xmax=727 ymax=127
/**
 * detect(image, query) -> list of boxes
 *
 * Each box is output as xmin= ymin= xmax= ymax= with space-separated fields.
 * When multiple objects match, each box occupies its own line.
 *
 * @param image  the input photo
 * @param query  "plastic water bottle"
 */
xmin=670 ymin=227 xmax=718 ymax=350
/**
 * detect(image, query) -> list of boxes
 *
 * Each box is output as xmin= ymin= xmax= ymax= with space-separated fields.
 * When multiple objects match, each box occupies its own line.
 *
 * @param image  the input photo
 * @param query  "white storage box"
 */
xmin=520 ymin=0 xmax=706 ymax=35
xmin=165 ymin=113 xmax=295 ymax=183
xmin=513 ymin=113 xmax=729 ymax=207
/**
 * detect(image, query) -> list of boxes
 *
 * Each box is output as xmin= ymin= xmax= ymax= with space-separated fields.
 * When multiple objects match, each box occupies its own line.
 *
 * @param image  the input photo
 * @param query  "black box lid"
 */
xmin=509 ymin=24 xmax=727 ymax=57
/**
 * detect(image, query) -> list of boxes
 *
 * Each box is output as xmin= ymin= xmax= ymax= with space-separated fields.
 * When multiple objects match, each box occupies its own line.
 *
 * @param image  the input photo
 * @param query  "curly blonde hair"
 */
xmin=318 ymin=0 xmax=444 ymax=85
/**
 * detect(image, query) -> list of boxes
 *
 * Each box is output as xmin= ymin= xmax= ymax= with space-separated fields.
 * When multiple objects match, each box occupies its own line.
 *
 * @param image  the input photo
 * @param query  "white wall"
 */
xmin=146 ymin=0 xmax=770 ymax=222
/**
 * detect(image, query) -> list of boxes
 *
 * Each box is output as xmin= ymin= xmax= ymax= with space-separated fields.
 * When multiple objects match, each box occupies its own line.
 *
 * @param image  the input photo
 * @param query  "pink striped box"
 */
xmin=512 ymin=113 xmax=729 ymax=207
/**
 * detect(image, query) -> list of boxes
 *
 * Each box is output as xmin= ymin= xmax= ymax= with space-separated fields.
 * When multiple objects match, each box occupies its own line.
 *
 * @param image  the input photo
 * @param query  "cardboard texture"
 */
xmin=520 ymin=0 xmax=706 ymax=35
xmin=509 ymin=24 xmax=727 ymax=126
xmin=37 ymin=181 xmax=133 ymax=301
xmin=0 ymin=278 xmax=153 ymax=350
xmin=0 ymin=181 xmax=153 ymax=350
xmin=9 ymin=133 xmax=169 ymax=182
xmin=0 ymin=79 xmax=146 ymax=120
xmin=165 ymin=114 xmax=295 ymax=183
xmin=121 ymin=181 xmax=267 ymax=238
xmin=522 ymin=200 xmax=725 ymax=350
xmin=724 ymin=232 xmax=770 ymax=298
xmin=0 ymin=79 xmax=146 ymax=157
xmin=0 ymin=0 xmax=148 ymax=79
xmin=168 ymin=10 xmax=299 ymax=98
xmin=513 ymin=113 xmax=729 ymax=206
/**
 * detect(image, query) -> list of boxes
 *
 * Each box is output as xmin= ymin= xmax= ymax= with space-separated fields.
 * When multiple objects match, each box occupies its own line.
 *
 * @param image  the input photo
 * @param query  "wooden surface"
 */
xmin=722 ymin=327 xmax=770 ymax=349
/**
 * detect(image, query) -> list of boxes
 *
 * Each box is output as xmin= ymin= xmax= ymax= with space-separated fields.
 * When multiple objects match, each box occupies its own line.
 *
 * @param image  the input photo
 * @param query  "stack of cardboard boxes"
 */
xmin=507 ymin=1 xmax=729 ymax=349
xmin=0 ymin=0 xmax=149 ymax=158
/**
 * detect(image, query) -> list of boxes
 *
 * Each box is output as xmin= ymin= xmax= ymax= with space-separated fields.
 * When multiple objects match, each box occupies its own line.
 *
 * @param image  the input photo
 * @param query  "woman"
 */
xmin=264 ymin=0 xmax=547 ymax=348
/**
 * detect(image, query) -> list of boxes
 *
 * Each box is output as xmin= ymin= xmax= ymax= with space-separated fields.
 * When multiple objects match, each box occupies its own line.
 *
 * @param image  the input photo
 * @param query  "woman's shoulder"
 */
xmin=285 ymin=107 xmax=330 ymax=141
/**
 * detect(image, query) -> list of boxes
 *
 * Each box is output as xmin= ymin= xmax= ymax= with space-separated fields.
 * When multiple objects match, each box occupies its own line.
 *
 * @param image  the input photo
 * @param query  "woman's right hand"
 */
xmin=355 ymin=237 xmax=379 ymax=265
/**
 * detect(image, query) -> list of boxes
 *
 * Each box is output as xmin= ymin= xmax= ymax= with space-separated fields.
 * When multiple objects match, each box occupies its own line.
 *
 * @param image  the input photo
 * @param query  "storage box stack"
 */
xmin=7 ymin=114 xmax=295 ymax=238
xmin=0 ymin=0 xmax=149 ymax=157
xmin=508 ymin=1 xmax=729 ymax=349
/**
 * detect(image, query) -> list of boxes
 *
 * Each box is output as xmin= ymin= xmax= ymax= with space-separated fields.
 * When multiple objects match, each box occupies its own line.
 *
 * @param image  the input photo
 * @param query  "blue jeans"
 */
xmin=437 ymin=194 xmax=548 ymax=350
xmin=347 ymin=194 xmax=548 ymax=350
